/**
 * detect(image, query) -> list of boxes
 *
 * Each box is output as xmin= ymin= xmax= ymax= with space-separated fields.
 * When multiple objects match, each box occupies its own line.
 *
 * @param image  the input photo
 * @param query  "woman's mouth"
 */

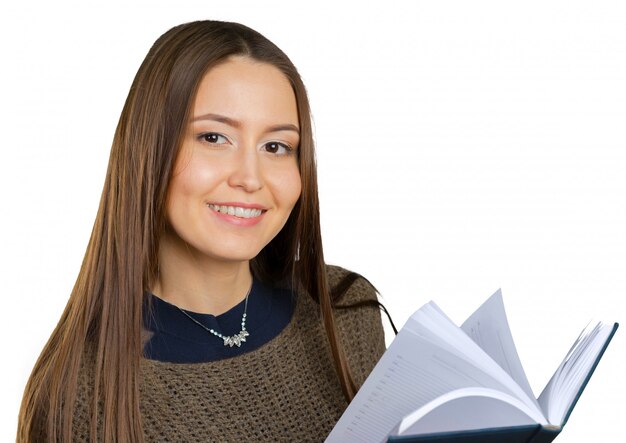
xmin=207 ymin=204 xmax=265 ymax=219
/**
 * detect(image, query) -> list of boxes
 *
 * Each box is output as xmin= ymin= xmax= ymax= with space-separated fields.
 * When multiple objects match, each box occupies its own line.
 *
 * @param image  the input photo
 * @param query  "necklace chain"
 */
xmin=176 ymin=285 xmax=251 ymax=348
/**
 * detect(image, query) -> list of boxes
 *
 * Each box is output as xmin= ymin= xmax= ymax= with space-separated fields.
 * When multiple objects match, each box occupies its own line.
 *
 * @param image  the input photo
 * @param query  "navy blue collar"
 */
xmin=142 ymin=277 xmax=295 ymax=363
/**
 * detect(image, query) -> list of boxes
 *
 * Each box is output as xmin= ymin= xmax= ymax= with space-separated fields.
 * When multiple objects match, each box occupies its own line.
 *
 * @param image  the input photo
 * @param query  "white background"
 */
xmin=1 ymin=1 xmax=624 ymax=441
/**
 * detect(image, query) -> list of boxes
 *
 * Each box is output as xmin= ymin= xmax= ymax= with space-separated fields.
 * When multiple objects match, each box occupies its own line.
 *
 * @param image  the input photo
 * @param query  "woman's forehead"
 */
xmin=191 ymin=56 xmax=299 ymax=130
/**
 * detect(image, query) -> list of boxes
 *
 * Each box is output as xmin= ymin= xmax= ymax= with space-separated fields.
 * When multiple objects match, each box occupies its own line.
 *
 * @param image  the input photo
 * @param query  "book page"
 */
xmin=325 ymin=301 xmax=545 ymax=443
xmin=460 ymin=289 xmax=538 ymax=405
xmin=402 ymin=301 xmax=540 ymax=415
xmin=392 ymin=387 xmax=540 ymax=436
xmin=538 ymin=321 xmax=617 ymax=425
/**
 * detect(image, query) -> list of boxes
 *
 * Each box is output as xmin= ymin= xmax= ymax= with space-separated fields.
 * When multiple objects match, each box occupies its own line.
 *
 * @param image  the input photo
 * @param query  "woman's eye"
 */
xmin=198 ymin=132 xmax=228 ymax=144
xmin=263 ymin=141 xmax=293 ymax=155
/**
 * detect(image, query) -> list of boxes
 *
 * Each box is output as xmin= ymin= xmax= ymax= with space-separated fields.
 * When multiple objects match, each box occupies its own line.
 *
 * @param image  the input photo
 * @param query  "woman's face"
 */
xmin=163 ymin=56 xmax=302 ymax=264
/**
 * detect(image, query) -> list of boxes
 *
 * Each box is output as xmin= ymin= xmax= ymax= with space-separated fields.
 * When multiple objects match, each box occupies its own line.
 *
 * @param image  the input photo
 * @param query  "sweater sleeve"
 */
xmin=326 ymin=265 xmax=387 ymax=390
xmin=71 ymin=346 xmax=99 ymax=442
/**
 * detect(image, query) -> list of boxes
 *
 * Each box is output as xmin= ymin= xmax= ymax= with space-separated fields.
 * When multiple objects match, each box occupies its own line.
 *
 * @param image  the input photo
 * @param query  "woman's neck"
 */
xmin=151 ymin=236 xmax=253 ymax=316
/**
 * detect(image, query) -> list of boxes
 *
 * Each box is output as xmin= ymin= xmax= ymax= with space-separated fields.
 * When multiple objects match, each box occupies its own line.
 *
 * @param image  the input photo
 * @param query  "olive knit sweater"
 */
xmin=72 ymin=265 xmax=387 ymax=442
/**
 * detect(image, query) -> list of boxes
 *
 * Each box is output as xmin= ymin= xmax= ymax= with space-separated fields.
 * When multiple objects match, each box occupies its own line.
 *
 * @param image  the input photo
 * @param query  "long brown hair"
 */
xmin=17 ymin=20 xmax=356 ymax=442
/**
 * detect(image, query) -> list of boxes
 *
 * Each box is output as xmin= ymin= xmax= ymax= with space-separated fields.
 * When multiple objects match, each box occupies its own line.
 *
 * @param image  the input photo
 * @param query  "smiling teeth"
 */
xmin=208 ymin=204 xmax=263 ymax=218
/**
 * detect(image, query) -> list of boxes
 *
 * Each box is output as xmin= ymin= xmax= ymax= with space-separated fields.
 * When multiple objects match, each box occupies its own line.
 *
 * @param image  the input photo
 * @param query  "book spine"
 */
xmin=526 ymin=426 xmax=561 ymax=443
xmin=386 ymin=425 xmax=541 ymax=443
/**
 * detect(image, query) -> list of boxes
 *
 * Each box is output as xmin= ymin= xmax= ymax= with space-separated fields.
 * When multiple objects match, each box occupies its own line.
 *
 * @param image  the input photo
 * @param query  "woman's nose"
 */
xmin=227 ymin=148 xmax=263 ymax=192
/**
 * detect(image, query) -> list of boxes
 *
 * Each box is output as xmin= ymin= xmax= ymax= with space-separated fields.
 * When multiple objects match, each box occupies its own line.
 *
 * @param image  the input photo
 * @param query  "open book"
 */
xmin=326 ymin=290 xmax=618 ymax=443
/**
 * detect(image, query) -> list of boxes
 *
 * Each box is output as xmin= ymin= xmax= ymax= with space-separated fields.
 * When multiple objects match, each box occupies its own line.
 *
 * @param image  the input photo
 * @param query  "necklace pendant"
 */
xmin=175 ymin=282 xmax=252 ymax=348
xmin=223 ymin=330 xmax=249 ymax=347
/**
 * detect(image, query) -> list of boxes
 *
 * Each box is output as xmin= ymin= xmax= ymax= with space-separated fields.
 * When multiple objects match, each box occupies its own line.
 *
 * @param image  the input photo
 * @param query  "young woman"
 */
xmin=18 ymin=20 xmax=388 ymax=441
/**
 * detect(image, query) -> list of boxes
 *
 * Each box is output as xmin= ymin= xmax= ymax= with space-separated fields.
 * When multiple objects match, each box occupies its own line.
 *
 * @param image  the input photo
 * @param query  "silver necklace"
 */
xmin=176 ymin=285 xmax=251 ymax=348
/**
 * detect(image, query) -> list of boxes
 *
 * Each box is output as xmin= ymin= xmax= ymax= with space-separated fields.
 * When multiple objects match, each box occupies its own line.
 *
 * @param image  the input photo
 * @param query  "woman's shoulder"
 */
xmin=325 ymin=264 xmax=379 ymax=305
xmin=324 ymin=264 xmax=387 ymax=388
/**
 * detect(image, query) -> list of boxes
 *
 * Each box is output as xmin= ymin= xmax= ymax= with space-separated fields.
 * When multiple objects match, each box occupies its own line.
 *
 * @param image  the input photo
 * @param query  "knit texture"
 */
xmin=72 ymin=265 xmax=387 ymax=442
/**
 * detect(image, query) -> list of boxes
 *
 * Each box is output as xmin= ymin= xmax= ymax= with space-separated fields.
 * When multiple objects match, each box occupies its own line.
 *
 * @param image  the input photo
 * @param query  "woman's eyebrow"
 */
xmin=192 ymin=112 xmax=239 ymax=126
xmin=191 ymin=112 xmax=300 ymax=135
